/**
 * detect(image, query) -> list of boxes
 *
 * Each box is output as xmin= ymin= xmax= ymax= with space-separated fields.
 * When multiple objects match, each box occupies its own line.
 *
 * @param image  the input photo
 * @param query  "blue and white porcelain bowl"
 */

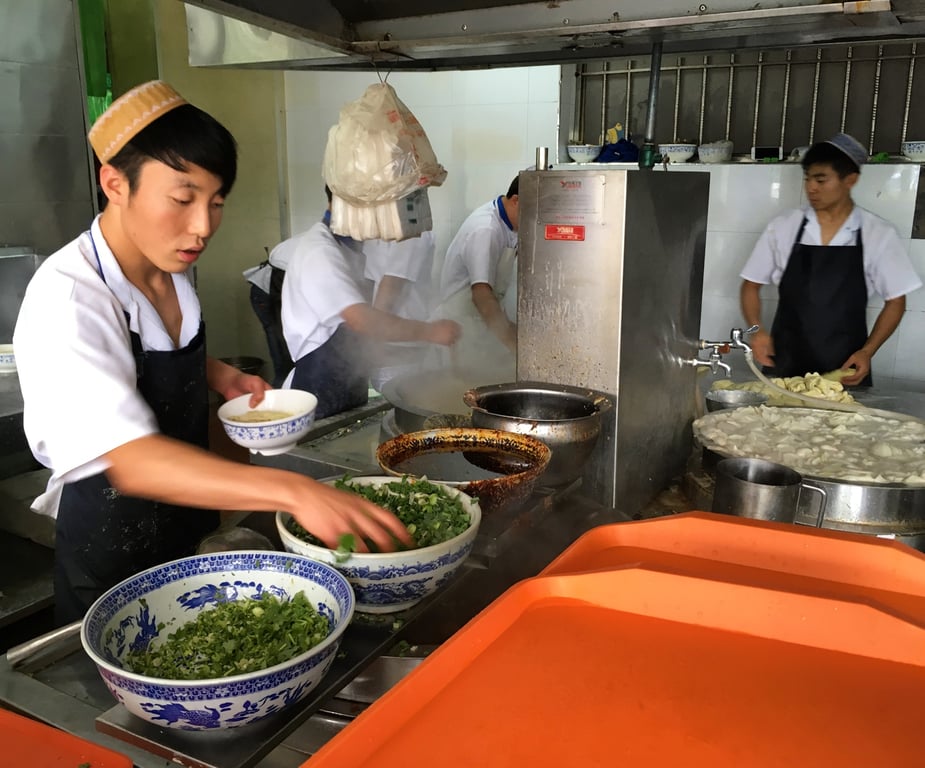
xmin=697 ymin=140 xmax=733 ymax=164
xmin=276 ymin=476 xmax=482 ymax=614
xmin=567 ymin=144 xmax=603 ymax=163
xmin=658 ymin=143 xmax=697 ymax=163
xmin=81 ymin=551 xmax=354 ymax=731
xmin=0 ymin=344 xmax=14 ymax=373
xmin=217 ymin=388 xmax=317 ymax=455
xmin=901 ymin=141 xmax=925 ymax=162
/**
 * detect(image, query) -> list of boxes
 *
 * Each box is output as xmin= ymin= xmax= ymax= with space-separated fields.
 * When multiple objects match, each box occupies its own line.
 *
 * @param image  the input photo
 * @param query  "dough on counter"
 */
xmin=712 ymin=372 xmax=856 ymax=407
xmin=693 ymin=406 xmax=925 ymax=485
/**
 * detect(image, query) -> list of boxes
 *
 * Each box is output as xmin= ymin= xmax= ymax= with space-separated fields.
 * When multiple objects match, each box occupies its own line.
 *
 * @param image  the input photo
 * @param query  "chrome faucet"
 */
xmin=683 ymin=326 xmax=759 ymax=377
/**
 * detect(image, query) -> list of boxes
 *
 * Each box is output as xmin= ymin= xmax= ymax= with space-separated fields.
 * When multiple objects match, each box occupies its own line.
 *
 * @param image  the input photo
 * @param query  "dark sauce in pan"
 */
xmin=391 ymin=447 xmax=532 ymax=482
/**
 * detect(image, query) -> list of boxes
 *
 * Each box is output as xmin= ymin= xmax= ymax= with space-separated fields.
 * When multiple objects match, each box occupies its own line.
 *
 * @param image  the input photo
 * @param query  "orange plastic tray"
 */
xmin=0 ymin=707 xmax=132 ymax=766
xmin=307 ymin=563 xmax=925 ymax=767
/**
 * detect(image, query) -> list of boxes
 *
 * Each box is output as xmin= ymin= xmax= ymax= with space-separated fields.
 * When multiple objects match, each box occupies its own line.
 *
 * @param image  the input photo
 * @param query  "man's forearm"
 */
xmin=862 ymin=296 xmax=906 ymax=355
xmin=471 ymin=284 xmax=516 ymax=350
xmin=740 ymin=280 xmax=764 ymax=327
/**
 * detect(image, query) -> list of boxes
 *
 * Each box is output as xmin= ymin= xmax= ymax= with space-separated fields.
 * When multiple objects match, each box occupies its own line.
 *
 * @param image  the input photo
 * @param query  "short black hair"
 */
xmin=325 ymin=185 xmax=333 ymax=203
xmin=108 ymin=104 xmax=238 ymax=197
xmin=801 ymin=142 xmax=860 ymax=178
xmin=506 ymin=175 xmax=519 ymax=198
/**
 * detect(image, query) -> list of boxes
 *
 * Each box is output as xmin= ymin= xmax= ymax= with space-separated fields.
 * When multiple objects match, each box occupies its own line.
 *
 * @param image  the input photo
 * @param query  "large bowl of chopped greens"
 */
xmin=81 ymin=551 xmax=354 ymax=731
xmin=276 ymin=476 xmax=482 ymax=614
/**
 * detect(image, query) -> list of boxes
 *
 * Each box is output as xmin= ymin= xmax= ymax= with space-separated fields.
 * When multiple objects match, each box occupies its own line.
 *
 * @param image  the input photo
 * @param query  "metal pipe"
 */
xmin=902 ymin=43 xmax=917 ymax=144
xmin=673 ymin=54 xmax=682 ymax=142
xmin=699 ymin=55 xmax=708 ymax=145
xmin=779 ymin=50 xmax=792 ymax=151
xmin=600 ymin=59 xmax=609 ymax=145
xmin=625 ymin=58 xmax=632 ymax=132
xmin=870 ymin=45 xmax=883 ymax=153
xmin=840 ymin=46 xmax=853 ymax=132
xmin=644 ymin=40 xmax=663 ymax=143
xmin=725 ymin=52 xmax=735 ymax=141
xmin=751 ymin=50 xmax=764 ymax=148
xmin=809 ymin=47 xmax=822 ymax=144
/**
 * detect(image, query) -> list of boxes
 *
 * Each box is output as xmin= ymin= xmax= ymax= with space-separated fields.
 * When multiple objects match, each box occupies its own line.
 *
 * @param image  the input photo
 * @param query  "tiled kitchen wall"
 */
xmin=282 ymin=67 xmax=561 ymax=278
xmin=680 ymin=162 xmax=925 ymax=388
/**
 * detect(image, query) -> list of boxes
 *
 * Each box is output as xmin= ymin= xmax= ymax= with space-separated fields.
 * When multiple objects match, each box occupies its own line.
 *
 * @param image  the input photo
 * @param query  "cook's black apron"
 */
xmin=54 ymin=235 xmax=219 ymax=624
xmin=765 ymin=217 xmax=872 ymax=386
xmin=291 ymin=324 xmax=369 ymax=420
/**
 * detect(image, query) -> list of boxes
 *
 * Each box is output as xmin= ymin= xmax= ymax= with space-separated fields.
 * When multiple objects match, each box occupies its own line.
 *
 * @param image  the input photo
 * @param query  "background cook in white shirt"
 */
xmin=432 ymin=174 xmax=520 ymax=376
xmin=363 ymin=230 xmax=436 ymax=391
xmin=280 ymin=189 xmax=460 ymax=419
xmin=740 ymin=133 xmax=921 ymax=386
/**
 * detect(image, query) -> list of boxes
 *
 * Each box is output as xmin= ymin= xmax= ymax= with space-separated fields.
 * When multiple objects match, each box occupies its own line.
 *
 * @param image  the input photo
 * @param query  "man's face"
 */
xmin=507 ymin=194 xmax=520 ymax=231
xmin=121 ymin=160 xmax=226 ymax=273
xmin=803 ymin=162 xmax=857 ymax=212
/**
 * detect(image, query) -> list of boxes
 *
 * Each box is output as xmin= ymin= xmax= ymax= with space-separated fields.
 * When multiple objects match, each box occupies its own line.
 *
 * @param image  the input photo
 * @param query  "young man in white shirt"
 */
xmin=739 ymin=133 xmax=921 ymax=386
xmin=14 ymin=82 xmax=411 ymax=623
xmin=279 ymin=189 xmax=459 ymax=419
xmin=432 ymin=175 xmax=520 ymax=378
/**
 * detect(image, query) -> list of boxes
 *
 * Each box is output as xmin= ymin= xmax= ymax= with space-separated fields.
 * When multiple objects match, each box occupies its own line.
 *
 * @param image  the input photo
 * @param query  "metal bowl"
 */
xmin=376 ymin=428 xmax=551 ymax=514
xmin=705 ymin=389 xmax=769 ymax=412
xmin=463 ymin=381 xmax=613 ymax=486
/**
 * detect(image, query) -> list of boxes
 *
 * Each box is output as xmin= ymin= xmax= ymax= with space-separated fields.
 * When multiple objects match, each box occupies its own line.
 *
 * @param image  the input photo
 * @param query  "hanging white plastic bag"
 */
xmin=323 ymin=82 xmax=446 ymax=205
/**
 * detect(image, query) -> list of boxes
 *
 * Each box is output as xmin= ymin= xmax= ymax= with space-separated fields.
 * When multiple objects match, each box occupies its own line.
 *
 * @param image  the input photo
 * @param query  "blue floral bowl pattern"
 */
xmin=567 ymin=144 xmax=603 ymax=163
xmin=276 ymin=476 xmax=482 ymax=613
xmin=901 ymin=141 xmax=925 ymax=162
xmin=217 ymin=388 xmax=317 ymax=455
xmin=81 ymin=551 xmax=354 ymax=730
xmin=0 ymin=344 xmax=14 ymax=373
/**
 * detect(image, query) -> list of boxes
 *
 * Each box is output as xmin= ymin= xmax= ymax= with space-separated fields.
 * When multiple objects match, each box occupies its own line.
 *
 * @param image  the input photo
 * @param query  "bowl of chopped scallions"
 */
xmin=276 ymin=476 xmax=481 ymax=613
xmin=81 ymin=551 xmax=354 ymax=730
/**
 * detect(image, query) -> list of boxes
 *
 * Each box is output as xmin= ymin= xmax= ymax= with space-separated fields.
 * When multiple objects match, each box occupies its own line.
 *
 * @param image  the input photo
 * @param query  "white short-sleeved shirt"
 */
xmin=740 ymin=206 xmax=922 ymax=300
xmin=278 ymin=223 xmax=369 ymax=363
xmin=363 ymin=231 xmax=435 ymax=323
xmin=438 ymin=199 xmax=518 ymax=302
xmin=13 ymin=216 xmax=201 ymax=517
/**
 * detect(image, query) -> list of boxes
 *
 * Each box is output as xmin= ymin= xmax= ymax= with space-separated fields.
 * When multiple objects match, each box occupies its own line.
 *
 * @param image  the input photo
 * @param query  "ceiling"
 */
xmin=183 ymin=1 xmax=925 ymax=70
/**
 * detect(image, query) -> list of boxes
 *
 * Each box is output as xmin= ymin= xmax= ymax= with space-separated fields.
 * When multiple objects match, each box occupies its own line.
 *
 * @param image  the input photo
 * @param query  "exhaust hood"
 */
xmin=183 ymin=1 xmax=925 ymax=70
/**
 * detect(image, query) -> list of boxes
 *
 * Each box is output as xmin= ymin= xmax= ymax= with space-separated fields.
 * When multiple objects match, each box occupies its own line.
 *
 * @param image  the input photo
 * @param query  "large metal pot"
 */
xmin=701 ymin=446 xmax=925 ymax=536
xmin=463 ymin=381 xmax=612 ymax=486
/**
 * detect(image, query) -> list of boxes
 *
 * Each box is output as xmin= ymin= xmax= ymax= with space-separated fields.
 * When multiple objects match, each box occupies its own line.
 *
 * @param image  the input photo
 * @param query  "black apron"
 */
xmin=765 ymin=217 xmax=872 ymax=386
xmin=54 ymin=237 xmax=219 ymax=624
xmin=291 ymin=323 xmax=369 ymax=420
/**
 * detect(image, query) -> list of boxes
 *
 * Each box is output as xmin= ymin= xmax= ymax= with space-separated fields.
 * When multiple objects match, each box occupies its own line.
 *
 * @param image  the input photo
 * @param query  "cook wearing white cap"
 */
xmin=13 ymin=81 xmax=411 ymax=623
xmin=739 ymin=133 xmax=921 ymax=386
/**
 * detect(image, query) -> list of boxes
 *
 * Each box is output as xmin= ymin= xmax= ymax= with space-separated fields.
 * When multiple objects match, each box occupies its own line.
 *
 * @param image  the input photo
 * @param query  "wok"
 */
xmin=377 ymin=427 xmax=551 ymax=514
xmin=379 ymin=368 xmax=508 ymax=433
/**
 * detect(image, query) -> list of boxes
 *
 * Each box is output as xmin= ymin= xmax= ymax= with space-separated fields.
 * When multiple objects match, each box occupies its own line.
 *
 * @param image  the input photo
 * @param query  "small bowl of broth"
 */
xmin=376 ymin=428 xmax=551 ymax=514
xmin=217 ymin=388 xmax=318 ymax=455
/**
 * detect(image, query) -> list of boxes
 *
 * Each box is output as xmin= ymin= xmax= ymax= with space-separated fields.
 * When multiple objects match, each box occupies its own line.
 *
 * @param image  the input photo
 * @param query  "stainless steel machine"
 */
xmin=516 ymin=167 xmax=710 ymax=515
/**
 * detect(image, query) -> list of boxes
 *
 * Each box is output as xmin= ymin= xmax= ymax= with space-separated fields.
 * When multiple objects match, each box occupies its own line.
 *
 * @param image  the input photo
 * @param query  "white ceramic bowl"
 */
xmin=276 ymin=476 xmax=482 ymax=614
xmin=567 ymin=144 xmax=603 ymax=163
xmin=81 ymin=551 xmax=354 ymax=730
xmin=217 ymin=388 xmax=317 ymax=455
xmin=659 ymin=143 xmax=697 ymax=163
xmin=698 ymin=141 xmax=733 ymax=164
xmin=0 ymin=344 xmax=15 ymax=373
xmin=901 ymin=141 xmax=925 ymax=162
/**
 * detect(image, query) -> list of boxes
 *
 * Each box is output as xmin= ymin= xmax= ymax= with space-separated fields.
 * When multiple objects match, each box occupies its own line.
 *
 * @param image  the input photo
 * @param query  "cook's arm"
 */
xmin=371 ymin=275 xmax=407 ymax=314
xmin=104 ymin=434 xmax=412 ymax=552
xmin=341 ymin=303 xmax=460 ymax=346
xmin=471 ymin=283 xmax=516 ymax=352
xmin=840 ymin=295 xmax=905 ymax=385
xmin=740 ymin=280 xmax=774 ymax=366
xmin=206 ymin=356 xmax=272 ymax=406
